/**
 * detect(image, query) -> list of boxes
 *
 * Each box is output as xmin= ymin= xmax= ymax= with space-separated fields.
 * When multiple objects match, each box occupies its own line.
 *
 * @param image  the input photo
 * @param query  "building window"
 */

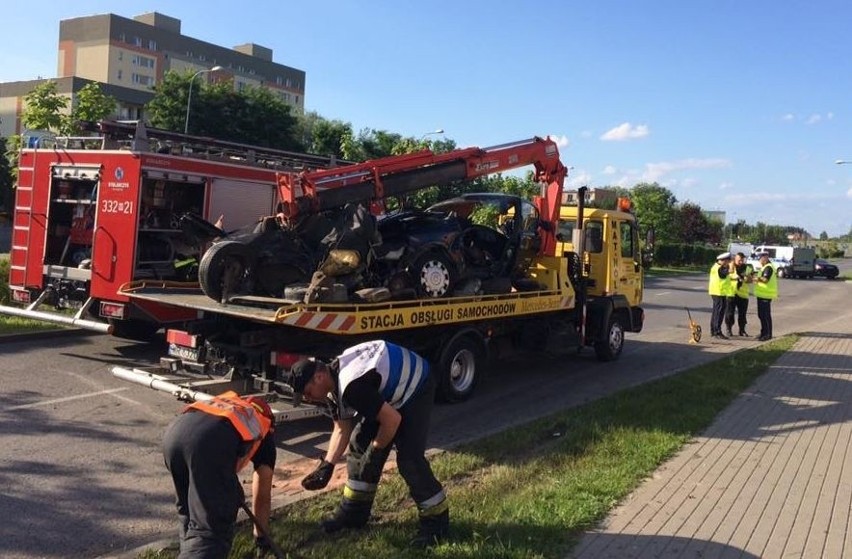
xmin=148 ymin=39 xmax=157 ymax=51
xmin=199 ymin=54 xmax=206 ymax=61
xmin=117 ymin=69 xmax=122 ymax=80
xmin=285 ymin=77 xmax=292 ymax=87
xmin=118 ymin=51 xmax=123 ymax=61
xmin=236 ymin=81 xmax=246 ymax=92
xmin=119 ymin=33 xmax=126 ymax=43
xmin=295 ymin=95 xmax=300 ymax=104
xmin=134 ymin=36 xmax=143 ymax=47
xmin=132 ymin=55 xmax=155 ymax=68
xmin=132 ymin=73 xmax=154 ymax=86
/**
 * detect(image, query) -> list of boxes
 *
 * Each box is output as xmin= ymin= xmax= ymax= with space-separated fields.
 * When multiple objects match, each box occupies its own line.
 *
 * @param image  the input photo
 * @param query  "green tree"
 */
xmin=676 ymin=202 xmax=720 ymax=245
xmin=629 ymin=182 xmax=679 ymax=242
xmin=819 ymin=231 xmax=828 ymax=241
xmin=66 ymin=82 xmax=117 ymax=133
xmin=21 ymin=80 xmax=69 ymax=133
xmin=146 ymin=71 xmax=302 ymax=150
xmin=0 ymin=137 xmax=13 ymax=212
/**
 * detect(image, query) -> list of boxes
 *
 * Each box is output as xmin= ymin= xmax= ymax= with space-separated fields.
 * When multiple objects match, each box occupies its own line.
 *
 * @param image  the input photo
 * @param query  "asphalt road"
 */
xmin=1 ymin=266 xmax=850 ymax=558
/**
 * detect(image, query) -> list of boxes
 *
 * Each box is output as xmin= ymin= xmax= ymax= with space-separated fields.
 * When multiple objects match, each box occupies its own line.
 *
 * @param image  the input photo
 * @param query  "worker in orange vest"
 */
xmin=162 ymin=392 xmax=276 ymax=558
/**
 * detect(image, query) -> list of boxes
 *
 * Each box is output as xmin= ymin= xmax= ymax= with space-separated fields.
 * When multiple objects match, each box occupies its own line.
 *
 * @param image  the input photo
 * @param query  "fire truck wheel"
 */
xmin=594 ymin=314 xmax=625 ymax=362
xmin=199 ymin=241 xmax=253 ymax=303
xmin=436 ymin=335 xmax=482 ymax=402
xmin=412 ymin=252 xmax=456 ymax=298
xmin=109 ymin=319 xmax=161 ymax=341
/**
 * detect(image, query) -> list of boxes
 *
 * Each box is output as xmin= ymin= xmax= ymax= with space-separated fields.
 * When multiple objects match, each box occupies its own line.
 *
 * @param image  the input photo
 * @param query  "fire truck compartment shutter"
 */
xmin=208 ymin=178 xmax=278 ymax=231
xmin=52 ymin=165 xmax=102 ymax=180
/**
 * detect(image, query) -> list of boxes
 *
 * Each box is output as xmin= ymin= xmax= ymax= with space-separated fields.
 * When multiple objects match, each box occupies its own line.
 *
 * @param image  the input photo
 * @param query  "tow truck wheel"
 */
xmin=413 ymin=252 xmax=455 ymax=298
xmin=436 ymin=335 xmax=482 ymax=402
xmin=199 ymin=241 xmax=253 ymax=303
xmin=595 ymin=314 xmax=625 ymax=362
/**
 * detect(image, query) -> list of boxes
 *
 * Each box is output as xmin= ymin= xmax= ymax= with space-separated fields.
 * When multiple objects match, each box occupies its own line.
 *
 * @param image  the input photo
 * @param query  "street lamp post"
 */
xmin=184 ymin=66 xmax=223 ymax=134
xmin=419 ymin=128 xmax=444 ymax=140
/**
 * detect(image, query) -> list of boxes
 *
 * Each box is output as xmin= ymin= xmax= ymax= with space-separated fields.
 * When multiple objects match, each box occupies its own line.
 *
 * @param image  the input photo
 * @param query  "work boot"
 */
xmin=321 ymin=498 xmax=371 ymax=534
xmin=410 ymin=509 xmax=449 ymax=548
xmin=717 ymin=332 xmax=729 ymax=340
xmin=725 ymin=327 xmax=733 ymax=338
xmin=739 ymin=329 xmax=750 ymax=337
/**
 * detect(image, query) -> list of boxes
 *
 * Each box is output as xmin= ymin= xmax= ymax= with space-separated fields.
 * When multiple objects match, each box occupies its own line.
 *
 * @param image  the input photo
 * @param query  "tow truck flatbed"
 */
xmin=120 ymin=268 xmax=575 ymax=336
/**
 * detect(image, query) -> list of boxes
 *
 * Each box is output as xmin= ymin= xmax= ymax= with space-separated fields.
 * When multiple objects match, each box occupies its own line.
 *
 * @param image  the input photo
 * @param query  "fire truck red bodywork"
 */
xmin=2 ymin=123 xmax=338 ymax=336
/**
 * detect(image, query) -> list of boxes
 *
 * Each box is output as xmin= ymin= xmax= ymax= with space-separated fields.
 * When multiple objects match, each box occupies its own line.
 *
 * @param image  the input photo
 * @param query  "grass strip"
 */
xmin=141 ymin=336 xmax=796 ymax=559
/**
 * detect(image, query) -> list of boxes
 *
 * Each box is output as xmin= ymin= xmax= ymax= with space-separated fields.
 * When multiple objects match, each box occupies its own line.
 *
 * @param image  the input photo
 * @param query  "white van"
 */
xmin=752 ymin=245 xmax=814 ymax=278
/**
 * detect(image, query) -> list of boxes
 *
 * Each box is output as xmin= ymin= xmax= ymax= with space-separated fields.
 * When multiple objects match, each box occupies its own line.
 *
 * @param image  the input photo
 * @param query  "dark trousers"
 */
xmin=725 ymin=295 xmax=749 ymax=333
xmin=348 ymin=374 xmax=443 ymax=505
xmin=163 ymin=411 xmax=243 ymax=559
xmin=757 ymin=297 xmax=773 ymax=338
xmin=710 ymin=295 xmax=727 ymax=335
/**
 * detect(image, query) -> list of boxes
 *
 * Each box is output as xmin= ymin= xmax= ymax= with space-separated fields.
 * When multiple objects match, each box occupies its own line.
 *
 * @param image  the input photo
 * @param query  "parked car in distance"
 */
xmin=814 ymin=259 xmax=839 ymax=279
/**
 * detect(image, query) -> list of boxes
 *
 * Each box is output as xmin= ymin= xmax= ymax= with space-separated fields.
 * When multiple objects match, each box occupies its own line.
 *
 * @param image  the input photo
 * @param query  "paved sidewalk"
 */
xmin=572 ymin=330 xmax=852 ymax=559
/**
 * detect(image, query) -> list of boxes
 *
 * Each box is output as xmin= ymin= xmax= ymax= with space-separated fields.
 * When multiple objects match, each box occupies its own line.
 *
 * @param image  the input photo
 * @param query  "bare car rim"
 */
xmin=419 ymin=257 xmax=451 ymax=297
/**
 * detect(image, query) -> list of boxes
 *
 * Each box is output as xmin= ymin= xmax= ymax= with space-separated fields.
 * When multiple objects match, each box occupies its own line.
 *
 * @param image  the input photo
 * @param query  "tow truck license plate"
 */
xmin=168 ymin=343 xmax=199 ymax=362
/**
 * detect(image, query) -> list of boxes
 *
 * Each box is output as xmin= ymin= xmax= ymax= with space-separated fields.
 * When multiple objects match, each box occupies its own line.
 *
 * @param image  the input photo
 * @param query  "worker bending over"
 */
xmin=289 ymin=340 xmax=448 ymax=547
xmin=162 ymin=391 xmax=276 ymax=558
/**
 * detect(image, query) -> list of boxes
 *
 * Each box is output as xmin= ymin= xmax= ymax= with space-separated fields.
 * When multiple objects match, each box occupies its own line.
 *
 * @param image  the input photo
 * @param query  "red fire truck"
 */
xmin=0 ymin=121 xmax=343 ymax=339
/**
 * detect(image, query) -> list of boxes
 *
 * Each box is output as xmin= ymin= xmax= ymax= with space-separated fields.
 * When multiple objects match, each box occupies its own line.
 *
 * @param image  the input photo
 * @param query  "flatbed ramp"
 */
xmin=120 ymin=281 xmax=575 ymax=335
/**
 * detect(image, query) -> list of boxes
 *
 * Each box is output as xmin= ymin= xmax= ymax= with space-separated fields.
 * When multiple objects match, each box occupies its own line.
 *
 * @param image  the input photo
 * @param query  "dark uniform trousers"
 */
xmin=349 ymin=373 xmax=443 ymax=504
xmin=162 ymin=411 xmax=244 ymax=559
xmin=757 ymin=297 xmax=773 ymax=339
xmin=711 ymin=295 xmax=727 ymax=336
xmin=726 ymin=294 xmax=749 ymax=333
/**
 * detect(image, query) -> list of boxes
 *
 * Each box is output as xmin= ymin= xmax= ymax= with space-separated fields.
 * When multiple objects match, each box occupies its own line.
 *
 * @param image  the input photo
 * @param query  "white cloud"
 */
xmin=642 ymin=158 xmax=731 ymax=182
xmin=719 ymin=182 xmax=734 ymax=190
xmin=602 ymin=165 xmax=617 ymax=175
xmin=600 ymin=122 xmax=649 ymax=141
xmin=580 ymin=130 xmax=593 ymax=138
xmin=781 ymin=113 xmax=795 ymax=122
xmin=847 ymin=187 xmax=852 ymax=199
xmin=548 ymin=134 xmax=570 ymax=148
xmin=806 ymin=114 xmax=822 ymax=125
xmin=566 ymin=169 xmax=593 ymax=188
xmin=827 ymin=112 xmax=835 ymax=120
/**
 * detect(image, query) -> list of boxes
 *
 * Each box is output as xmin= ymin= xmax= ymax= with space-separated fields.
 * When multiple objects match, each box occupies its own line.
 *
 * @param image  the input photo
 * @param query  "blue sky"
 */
xmin=2 ymin=1 xmax=850 ymax=237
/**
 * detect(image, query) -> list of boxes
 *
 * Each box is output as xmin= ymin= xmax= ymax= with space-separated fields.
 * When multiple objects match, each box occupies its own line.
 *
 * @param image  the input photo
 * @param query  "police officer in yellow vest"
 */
xmin=708 ymin=252 xmax=734 ymax=339
xmin=725 ymin=252 xmax=755 ymax=337
xmin=753 ymin=251 xmax=778 ymax=341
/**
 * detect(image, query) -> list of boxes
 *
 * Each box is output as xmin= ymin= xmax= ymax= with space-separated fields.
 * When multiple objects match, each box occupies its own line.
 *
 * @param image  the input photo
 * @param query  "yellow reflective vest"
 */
xmin=754 ymin=263 xmax=779 ymax=300
xmin=708 ymin=263 xmax=734 ymax=296
xmin=736 ymin=263 xmax=754 ymax=298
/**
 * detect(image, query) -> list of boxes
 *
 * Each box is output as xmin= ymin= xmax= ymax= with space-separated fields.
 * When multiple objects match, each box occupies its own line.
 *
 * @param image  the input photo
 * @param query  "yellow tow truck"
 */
xmin=111 ymin=138 xmax=645 ymax=420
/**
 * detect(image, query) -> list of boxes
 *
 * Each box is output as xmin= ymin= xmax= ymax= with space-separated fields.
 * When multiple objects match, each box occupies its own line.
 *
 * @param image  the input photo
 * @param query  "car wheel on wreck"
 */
xmin=198 ymin=241 xmax=254 ymax=303
xmin=411 ymin=251 xmax=456 ymax=298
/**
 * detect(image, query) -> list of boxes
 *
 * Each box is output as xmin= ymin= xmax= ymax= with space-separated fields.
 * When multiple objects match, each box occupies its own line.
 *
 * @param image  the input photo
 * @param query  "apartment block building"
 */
xmin=0 ymin=11 xmax=306 ymax=137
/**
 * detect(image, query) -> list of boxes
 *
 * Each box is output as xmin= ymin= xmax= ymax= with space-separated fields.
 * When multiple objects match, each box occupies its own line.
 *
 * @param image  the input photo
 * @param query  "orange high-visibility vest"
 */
xmin=187 ymin=391 xmax=272 ymax=472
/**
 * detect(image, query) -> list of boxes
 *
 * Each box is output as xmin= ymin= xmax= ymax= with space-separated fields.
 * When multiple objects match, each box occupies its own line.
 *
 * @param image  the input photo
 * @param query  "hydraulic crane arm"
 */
xmin=276 ymin=136 xmax=568 ymax=254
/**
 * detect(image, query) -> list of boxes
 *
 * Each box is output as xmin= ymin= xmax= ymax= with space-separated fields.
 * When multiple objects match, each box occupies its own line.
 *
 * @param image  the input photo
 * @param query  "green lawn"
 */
xmin=142 ymin=337 xmax=796 ymax=559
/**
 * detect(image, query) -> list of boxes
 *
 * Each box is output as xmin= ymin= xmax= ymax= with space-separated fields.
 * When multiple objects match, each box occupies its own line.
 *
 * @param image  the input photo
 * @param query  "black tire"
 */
xmin=435 ymin=335 xmax=482 ymax=402
xmin=198 ymin=241 xmax=253 ymax=303
xmin=412 ymin=251 xmax=456 ymax=298
xmin=776 ymin=267 xmax=786 ymax=278
xmin=595 ymin=314 xmax=625 ymax=362
xmin=110 ymin=318 xmax=161 ymax=341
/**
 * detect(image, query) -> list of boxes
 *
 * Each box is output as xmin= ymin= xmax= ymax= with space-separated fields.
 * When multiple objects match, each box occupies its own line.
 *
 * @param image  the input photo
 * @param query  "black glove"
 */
xmin=254 ymin=535 xmax=272 ymax=558
xmin=301 ymin=459 xmax=334 ymax=490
